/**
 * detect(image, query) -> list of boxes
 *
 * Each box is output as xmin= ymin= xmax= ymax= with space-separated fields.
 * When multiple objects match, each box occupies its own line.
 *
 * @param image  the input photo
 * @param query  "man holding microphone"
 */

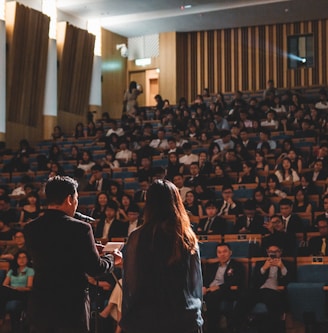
xmin=24 ymin=176 xmax=122 ymax=333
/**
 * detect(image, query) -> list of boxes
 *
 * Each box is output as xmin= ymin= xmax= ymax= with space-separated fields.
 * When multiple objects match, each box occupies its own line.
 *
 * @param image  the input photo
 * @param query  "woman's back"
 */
xmin=121 ymin=225 xmax=203 ymax=333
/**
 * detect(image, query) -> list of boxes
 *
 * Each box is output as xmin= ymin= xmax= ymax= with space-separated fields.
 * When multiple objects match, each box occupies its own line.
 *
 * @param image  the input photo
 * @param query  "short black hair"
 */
xmin=45 ymin=176 xmax=78 ymax=205
xmin=217 ymin=243 xmax=232 ymax=250
xmin=279 ymin=198 xmax=293 ymax=207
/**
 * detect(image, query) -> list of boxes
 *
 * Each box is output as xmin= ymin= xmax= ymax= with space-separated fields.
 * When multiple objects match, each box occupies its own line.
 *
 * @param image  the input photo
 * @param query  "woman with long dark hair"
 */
xmin=121 ymin=179 xmax=203 ymax=333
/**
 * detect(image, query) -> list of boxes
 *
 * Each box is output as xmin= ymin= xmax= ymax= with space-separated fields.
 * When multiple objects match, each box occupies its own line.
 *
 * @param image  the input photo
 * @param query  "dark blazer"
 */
xmin=86 ymin=177 xmax=113 ymax=192
xmin=184 ymin=174 xmax=207 ymax=187
xmin=24 ymin=209 xmax=114 ymax=332
xmin=133 ymin=190 xmax=147 ymax=202
xmin=233 ymin=214 xmax=266 ymax=234
xmin=95 ymin=218 xmax=129 ymax=239
xmin=308 ymin=236 xmax=328 ymax=256
xmin=251 ymin=260 xmax=295 ymax=289
xmin=260 ymin=231 xmax=297 ymax=257
xmin=203 ymin=259 xmax=245 ymax=293
xmin=284 ymin=214 xmax=305 ymax=233
xmin=217 ymin=199 xmax=243 ymax=216
xmin=197 ymin=216 xmax=228 ymax=235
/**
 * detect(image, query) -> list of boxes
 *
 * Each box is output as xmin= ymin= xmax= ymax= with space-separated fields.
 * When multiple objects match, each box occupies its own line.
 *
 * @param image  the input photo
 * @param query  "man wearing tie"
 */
xmin=197 ymin=200 xmax=227 ymax=235
xmin=217 ymin=184 xmax=242 ymax=217
xmin=203 ymin=243 xmax=245 ymax=333
xmin=308 ymin=218 xmax=328 ymax=256
xmin=133 ymin=178 xmax=150 ymax=202
xmin=234 ymin=199 xmax=266 ymax=234
xmin=86 ymin=165 xmax=112 ymax=192
xmin=278 ymin=198 xmax=304 ymax=234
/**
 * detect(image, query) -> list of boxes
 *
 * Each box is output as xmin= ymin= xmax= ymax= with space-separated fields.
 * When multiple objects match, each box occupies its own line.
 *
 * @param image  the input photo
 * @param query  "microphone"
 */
xmin=74 ymin=212 xmax=95 ymax=222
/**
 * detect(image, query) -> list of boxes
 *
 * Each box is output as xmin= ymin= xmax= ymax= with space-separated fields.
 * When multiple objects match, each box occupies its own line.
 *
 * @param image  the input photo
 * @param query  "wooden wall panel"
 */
xmin=176 ymin=18 xmax=328 ymax=103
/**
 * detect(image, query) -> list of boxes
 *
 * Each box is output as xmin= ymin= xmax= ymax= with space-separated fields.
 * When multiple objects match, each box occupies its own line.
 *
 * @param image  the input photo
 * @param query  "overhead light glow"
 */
xmin=0 ymin=0 xmax=4 ymax=20
xmin=88 ymin=20 xmax=102 ymax=56
xmin=42 ymin=0 xmax=57 ymax=39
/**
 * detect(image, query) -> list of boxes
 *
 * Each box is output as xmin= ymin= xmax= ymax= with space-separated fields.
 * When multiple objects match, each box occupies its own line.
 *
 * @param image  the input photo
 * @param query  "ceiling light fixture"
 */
xmin=180 ymin=4 xmax=192 ymax=10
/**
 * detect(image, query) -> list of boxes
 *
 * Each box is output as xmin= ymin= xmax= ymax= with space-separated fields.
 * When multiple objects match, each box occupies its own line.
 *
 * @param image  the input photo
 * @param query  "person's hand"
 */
xmin=207 ymin=285 xmax=219 ymax=293
xmin=263 ymin=220 xmax=273 ymax=233
xmin=112 ymin=248 xmax=123 ymax=266
xmin=262 ymin=258 xmax=272 ymax=271
xmin=95 ymin=243 xmax=104 ymax=254
xmin=239 ymin=227 xmax=248 ymax=233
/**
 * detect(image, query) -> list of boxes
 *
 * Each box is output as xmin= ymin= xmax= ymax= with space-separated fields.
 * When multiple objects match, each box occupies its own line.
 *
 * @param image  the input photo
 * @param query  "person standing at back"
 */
xmin=120 ymin=179 xmax=203 ymax=333
xmin=24 ymin=176 xmax=122 ymax=333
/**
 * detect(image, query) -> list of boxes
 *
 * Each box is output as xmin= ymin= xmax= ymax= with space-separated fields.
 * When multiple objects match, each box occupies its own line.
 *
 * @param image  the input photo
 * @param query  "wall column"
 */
xmin=89 ymin=55 xmax=102 ymax=120
xmin=0 ymin=19 xmax=6 ymax=143
xmin=43 ymin=38 xmax=57 ymax=140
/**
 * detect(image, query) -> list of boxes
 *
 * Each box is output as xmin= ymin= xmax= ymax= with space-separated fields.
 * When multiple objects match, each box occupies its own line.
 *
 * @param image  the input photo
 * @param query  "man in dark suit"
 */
xmin=133 ymin=178 xmax=150 ymax=203
xmin=203 ymin=243 xmax=245 ymax=333
xmin=86 ymin=164 xmax=113 ymax=192
xmin=315 ymin=194 xmax=328 ymax=226
xmin=239 ymin=128 xmax=257 ymax=151
xmin=308 ymin=218 xmax=328 ymax=256
xmin=279 ymin=198 xmax=304 ymax=234
xmin=260 ymin=215 xmax=297 ymax=257
xmin=233 ymin=244 xmax=295 ymax=333
xmin=94 ymin=200 xmax=128 ymax=240
xmin=24 ymin=176 xmax=122 ymax=333
xmin=184 ymin=162 xmax=207 ymax=188
xmin=234 ymin=199 xmax=266 ymax=234
xmin=197 ymin=200 xmax=227 ymax=235
xmin=217 ymin=184 xmax=243 ymax=217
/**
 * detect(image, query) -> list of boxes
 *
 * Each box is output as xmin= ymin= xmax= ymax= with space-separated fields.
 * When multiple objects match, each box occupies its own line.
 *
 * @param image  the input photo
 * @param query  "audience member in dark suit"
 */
xmin=86 ymin=164 xmax=113 ymax=192
xmin=308 ymin=217 xmax=328 ymax=256
xmin=197 ymin=200 xmax=227 ymax=235
xmin=95 ymin=201 xmax=128 ymax=240
xmin=315 ymin=194 xmax=328 ymax=226
xmin=306 ymin=159 xmax=328 ymax=182
xmin=203 ymin=243 xmax=245 ymax=333
xmin=216 ymin=184 xmax=243 ymax=217
xmin=279 ymin=198 xmax=305 ymax=233
xmin=133 ymin=178 xmax=150 ymax=203
xmin=233 ymin=243 xmax=295 ymax=333
xmin=260 ymin=215 xmax=297 ymax=257
xmin=184 ymin=162 xmax=207 ymax=188
xmin=0 ymin=194 xmax=20 ymax=225
xmin=233 ymin=199 xmax=266 ymax=234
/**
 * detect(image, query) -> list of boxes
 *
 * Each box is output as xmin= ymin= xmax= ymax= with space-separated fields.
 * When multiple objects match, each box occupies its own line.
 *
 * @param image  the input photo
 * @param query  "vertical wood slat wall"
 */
xmin=176 ymin=19 xmax=328 ymax=103
xmin=57 ymin=23 xmax=95 ymax=116
xmin=6 ymin=2 xmax=49 ymax=127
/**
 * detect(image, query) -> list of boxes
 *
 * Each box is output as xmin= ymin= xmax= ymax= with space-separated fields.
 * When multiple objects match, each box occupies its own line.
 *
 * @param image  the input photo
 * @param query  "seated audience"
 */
xmin=233 ymin=243 xmax=295 ymax=333
xmin=308 ymin=217 xmax=328 ymax=256
xmin=94 ymin=201 xmax=128 ymax=240
xmin=234 ymin=199 xmax=266 ymax=234
xmin=217 ymin=184 xmax=242 ymax=217
xmin=278 ymin=198 xmax=304 ymax=233
xmin=0 ymin=231 xmax=27 ymax=261
xmin=261 ymin=215 xmax=297 ymax=257
xmin=197 ymin=200 xmax=227 ymax=235
xmin=0 ymin=250 xmax=34 ymax=329
xmin=203 ymin=243 xmax=245 ymax=333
